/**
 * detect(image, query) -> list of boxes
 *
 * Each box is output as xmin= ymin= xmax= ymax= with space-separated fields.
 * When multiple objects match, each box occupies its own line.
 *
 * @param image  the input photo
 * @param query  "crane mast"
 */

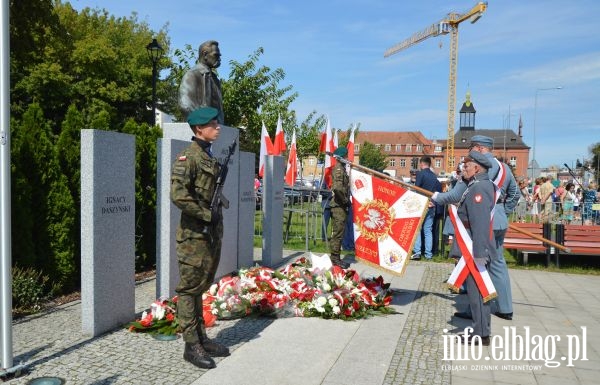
xmin=384 ymin=2 xmax=487 ymax=172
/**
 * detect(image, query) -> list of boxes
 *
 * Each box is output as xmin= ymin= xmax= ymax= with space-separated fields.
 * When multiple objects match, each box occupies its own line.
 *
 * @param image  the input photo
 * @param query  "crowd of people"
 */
xmin=515 ymin=175 xmax=599 ymax=225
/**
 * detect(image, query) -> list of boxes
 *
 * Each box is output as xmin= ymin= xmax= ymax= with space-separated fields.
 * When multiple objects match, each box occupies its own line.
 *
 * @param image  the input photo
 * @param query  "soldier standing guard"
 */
xmin=450 ymin=150 xmax=496 ymax=346
xmin=170 ymin=106 xmax=230 ymax=369
xmin=329 ymin=147 xmax=351 ymax=269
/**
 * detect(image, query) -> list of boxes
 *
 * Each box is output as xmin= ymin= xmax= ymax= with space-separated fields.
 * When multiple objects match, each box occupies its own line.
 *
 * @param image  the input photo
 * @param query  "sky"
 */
xmin=69 ymin=0 xmax=600 ymax=169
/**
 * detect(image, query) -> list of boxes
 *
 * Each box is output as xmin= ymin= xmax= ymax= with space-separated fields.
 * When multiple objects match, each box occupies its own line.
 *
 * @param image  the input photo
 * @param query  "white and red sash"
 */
xmin=446 ymin=159 xmax=505 ymax=302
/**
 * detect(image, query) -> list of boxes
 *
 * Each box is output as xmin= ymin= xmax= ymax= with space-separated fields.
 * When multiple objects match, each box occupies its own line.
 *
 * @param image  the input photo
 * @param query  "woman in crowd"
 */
xmin=530 ymin=178 xmax=542 ymax=223
xmin=561 ymin=182 xmax=575 ymax=224
xmin=516 ymin=179 xmax=530 ymax=222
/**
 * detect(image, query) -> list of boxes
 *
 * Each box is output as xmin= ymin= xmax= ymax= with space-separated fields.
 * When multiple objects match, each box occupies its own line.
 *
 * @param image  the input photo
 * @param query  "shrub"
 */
xmin=12 ymin=265 xmax=50 ymax=315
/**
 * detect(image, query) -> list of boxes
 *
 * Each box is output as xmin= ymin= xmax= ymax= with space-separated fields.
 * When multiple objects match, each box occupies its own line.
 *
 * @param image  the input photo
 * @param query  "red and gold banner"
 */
xmin=350 ymin=169 xmax=429 ymax=275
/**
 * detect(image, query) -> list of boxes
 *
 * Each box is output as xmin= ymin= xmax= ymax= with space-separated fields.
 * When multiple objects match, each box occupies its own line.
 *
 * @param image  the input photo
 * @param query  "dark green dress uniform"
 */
xmin=330 ymin=159 xmax=350 ymax=266
xmin=171 ymin=138 xmax=223 ymax=344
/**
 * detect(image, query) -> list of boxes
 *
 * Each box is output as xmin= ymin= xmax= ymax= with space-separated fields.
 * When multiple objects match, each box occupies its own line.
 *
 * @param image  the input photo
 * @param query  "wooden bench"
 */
xmin=556 ymin=224 xmax=600 ymax=267
xmin=504 ymin=222 xmax=552 ymax=266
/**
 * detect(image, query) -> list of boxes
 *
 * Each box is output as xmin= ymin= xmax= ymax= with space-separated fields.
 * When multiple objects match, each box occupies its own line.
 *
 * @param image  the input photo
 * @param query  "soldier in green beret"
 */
xmin=171 ymin=106 xmax=229 ymax=369
xmin=329 ymin=147 xmax=351 ymax=268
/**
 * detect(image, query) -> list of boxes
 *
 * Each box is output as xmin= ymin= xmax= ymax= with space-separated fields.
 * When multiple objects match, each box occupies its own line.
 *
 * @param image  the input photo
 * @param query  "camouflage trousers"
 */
xmin=175 ymin=237 xmax=221 ymax=343
xmin=330 ymin=206 xmax=348 ymax=257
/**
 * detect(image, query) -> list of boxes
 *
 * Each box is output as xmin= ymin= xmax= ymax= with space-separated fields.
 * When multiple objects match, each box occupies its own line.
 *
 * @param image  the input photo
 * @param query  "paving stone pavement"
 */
xmin=383 ymin=262 xmax=454 ymax=385
xmin=7 ymin=277 xmax=276 ymax=385
xmin=5 ymin=257 xmax=600 ymax=384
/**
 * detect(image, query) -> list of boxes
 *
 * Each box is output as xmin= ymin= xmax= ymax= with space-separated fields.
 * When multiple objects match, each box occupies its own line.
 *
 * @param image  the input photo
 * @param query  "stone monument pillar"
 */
xmin=81 ymin=129 xmax=135 ymax=337
xmin=261 ymin=155 xmax=284 ymax=267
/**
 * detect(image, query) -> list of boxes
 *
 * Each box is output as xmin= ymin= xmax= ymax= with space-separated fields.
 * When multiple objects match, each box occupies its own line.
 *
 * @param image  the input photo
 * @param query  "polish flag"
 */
xmin=285 ymin=129 xmax=298 ymax=186
xmin=347 ymin=124 xmax=356 ymax=162
xmin=322 ymin=118 xmax=336 ymax=187
xmin=272 ymin=114 xmax=287 ymax=156
xmin=259 ymin=121 xmax=274 ymax=177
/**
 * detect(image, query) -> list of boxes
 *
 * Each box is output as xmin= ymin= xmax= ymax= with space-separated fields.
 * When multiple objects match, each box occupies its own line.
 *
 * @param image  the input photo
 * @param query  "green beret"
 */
xmin=187 ymin=107 xmax=219 ymax=126
xmin=333 ymin=147 xmax=348 ymax=157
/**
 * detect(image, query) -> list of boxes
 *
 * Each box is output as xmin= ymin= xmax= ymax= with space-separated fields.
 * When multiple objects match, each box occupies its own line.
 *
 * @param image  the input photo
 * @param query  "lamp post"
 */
xmin=146 ymin=38 xmax=163 ymax=126
xmin=531 ymin=86 xmax=562 ymax=181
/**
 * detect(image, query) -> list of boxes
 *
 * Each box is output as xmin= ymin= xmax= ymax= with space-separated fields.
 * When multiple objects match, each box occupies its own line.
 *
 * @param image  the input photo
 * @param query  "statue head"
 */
xmin=198 ymin=40 xmax=221 ymax=69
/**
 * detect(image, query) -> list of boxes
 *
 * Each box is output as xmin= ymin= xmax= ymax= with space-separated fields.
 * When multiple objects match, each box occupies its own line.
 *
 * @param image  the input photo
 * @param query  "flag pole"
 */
xmin=1 ymin=0 xmax=14 ymax=373
xmin=329 ymin=153 xmax=570 ymax=253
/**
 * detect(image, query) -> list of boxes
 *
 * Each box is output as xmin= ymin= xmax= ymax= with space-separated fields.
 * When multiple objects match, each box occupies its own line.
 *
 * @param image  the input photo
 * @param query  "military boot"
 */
xmin=330 ymin=253 xmax=350 ymax=269
xmin=201 ymin=336 xmax=230 ymax=357
xmin=183 ymin=342 xmax=216 ymax=369
xmin=197 ymin=323 xmax=230 ymax=357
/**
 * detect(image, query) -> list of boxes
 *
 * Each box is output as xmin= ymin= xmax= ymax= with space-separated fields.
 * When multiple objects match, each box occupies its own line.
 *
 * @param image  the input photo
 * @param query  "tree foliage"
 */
xmin=8 ymin=1 xmax=173 ymax=293
xmin=358 ymin=142 xmax=387 ymax=172
xmin=221 ymin=47 xmax=298 ymax=156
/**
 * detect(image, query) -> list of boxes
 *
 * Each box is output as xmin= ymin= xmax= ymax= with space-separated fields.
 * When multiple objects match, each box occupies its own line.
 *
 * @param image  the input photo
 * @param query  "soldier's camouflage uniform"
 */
xmin=171 ymin=139 xmax=223 ymax=343
xmin=330 ymin=162 xmax=350 ymax=258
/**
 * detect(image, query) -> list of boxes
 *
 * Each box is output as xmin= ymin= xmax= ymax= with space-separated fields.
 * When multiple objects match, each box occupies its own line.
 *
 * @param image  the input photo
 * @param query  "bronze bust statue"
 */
xmin=179 ymin=40 xmax=224 ymax=123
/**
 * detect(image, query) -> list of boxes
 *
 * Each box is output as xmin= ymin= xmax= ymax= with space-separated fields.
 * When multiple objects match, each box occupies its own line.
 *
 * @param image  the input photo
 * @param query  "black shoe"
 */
xmin=410 ymin=253 xmax=422 ymax=260
xmin=453 ymin=311 xmax=473 ymax=320
xmin=494 ymin=312 xmax=513 ymax=320
xmin=330 ymin=254 xmax=350 ymax=269
xmin=202 ymin=338 xmax=230 ymax=357
xmin=184 ymin=342 xmax=216 ymax=369
xmin=459 ymin=335 xmax=490 ymax=346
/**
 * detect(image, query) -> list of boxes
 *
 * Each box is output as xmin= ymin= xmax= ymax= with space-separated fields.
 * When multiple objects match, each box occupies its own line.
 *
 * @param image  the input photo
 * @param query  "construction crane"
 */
xmin=384 ymin=2 xmax=487 ymax=173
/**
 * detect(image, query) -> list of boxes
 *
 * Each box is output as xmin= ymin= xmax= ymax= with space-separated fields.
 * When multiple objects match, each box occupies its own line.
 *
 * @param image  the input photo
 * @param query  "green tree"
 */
xmin=122 ymin=120 xmax=162 ymax=269
xmin=221 ymin=47 xmax=298 ymax=155
xmin=358 ymin=142 xmax=387 ymax=172
xmin=590 ymin=142 xmax=600 ymax=185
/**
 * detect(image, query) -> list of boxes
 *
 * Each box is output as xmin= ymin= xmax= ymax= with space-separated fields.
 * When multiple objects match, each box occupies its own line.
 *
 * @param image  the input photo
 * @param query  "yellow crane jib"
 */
xmin=384 ymin=2 xmax=487 ymax=173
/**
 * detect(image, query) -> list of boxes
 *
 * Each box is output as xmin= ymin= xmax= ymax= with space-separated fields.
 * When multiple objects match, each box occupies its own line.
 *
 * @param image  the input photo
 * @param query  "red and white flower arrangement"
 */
xmin=128 ymin=257 xmax=394 ymax=335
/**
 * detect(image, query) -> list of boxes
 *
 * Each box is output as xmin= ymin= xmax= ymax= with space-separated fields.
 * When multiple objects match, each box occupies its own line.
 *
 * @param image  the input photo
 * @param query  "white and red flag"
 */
xmin=272 ymin=114 xmax=287 ymax=156
xmin=350 ymin=169 xmax=429 ymax=275
xmin=258 ymin=121 xmax=274 ymax=177
xmin=285 ymin=129 xmax=298 ymax=186
xmin=321 ymin=118 xmax=336 ymax=187
xmin=347 ymin=124 xmax=356 ymax=162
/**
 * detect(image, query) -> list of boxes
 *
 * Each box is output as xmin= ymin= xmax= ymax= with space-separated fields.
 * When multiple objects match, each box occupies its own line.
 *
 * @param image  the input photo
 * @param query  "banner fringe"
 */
xmin=355 ymin=256 xmax=407 ymax=277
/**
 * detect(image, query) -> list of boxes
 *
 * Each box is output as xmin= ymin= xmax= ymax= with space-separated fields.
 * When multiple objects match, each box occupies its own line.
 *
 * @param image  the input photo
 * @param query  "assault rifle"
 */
xmin=210 ymin=139 xmax=237 ymax=214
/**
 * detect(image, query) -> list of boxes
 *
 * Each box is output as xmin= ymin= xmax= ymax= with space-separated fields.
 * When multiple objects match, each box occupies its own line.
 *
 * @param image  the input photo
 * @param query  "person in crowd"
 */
xmin=329 ymin=147 xmax=351 ymax=268
xmin=516 ymin=178 xmax=530 ymax=222
xmin=170 ymin=107 xmax=230 ymax=370
xmin=411 ymin=156 xmax=442 ymax=260
xmin=538 ymin=176 xmax=555 ymax=223
xmin=582 ymin=181 xmax=598 ymax=225
xmin=561 ymin=182 xmax=576 ymax=224
xmin=530 ymin=178 xmax=542 ymax=223
xmin=432 ymin=135 xmax=518 ymax=321
xmin=573 ymin=187 xmax=582 ymax=221
xmin=448 ymin=151 xmax=496 ymax=346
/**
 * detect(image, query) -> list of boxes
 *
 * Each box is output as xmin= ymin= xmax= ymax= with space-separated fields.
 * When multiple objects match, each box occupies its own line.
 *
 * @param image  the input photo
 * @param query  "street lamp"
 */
xmin=146 ymin=38 xmax=163 ymax=126
xmin=531 ymin=86 xmax=562 ymax=181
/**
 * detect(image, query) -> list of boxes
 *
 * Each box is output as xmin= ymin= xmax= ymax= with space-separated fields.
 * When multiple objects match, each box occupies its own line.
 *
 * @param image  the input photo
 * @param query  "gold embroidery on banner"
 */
xmin=356 ymin=199 xmax=394 ymax=242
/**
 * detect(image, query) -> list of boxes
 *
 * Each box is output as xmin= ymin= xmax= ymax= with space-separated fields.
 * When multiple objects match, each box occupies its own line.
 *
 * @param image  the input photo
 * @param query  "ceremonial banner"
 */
xmin=350 ymin=169 xmax=429 ymax=275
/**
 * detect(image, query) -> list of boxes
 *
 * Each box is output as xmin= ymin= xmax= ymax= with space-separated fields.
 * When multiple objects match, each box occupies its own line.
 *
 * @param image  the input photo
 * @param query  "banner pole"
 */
xmin=329 ymin=153 xmax=570 ymax=253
